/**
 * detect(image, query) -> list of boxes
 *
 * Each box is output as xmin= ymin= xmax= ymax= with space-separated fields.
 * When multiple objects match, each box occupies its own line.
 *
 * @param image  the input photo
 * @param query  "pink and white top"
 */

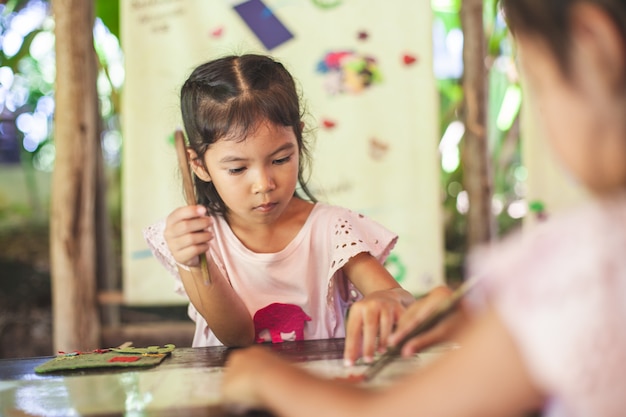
xmin=143 ymin=203 xmax=398 ymax=347
xmin=467 ymin=193 xmax=626 ymax=417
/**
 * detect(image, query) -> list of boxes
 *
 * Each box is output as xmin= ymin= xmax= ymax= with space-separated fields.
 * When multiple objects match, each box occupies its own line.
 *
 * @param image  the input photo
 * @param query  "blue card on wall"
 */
xmin=233 ymin=0 xmax=294 ymax=50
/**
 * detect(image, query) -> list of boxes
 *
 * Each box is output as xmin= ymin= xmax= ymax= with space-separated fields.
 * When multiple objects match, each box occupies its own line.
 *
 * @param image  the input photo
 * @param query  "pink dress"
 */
xmin=143 ymin=203 xmax=398 ymax=347
xmin=468 ymin=193 xmax=626 ymax=417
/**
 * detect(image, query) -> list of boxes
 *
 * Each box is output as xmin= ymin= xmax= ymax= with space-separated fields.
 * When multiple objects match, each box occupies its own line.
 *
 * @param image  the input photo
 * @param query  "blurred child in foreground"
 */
xmin=221 ymin=1 xmax=626 ymax=416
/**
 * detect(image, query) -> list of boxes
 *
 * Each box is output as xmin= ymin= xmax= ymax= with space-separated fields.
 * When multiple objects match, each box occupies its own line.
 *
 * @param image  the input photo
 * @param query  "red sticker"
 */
xmin=322 ymin=119 xmax=336 ymax=129
xmin=109 ymin=356 xmax=141 ymax=363
xmin=403 ymin=54 xmax=418 ymax=66
xmin=211 ymin=27 xmax=224 ymax=38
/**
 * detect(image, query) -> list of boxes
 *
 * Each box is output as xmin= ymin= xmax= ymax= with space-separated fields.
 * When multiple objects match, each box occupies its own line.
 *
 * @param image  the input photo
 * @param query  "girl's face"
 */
xmin=517 ymin=32 xmax=626 ymax=194
xmin=196 ymin=121 xmax=300 ymax=227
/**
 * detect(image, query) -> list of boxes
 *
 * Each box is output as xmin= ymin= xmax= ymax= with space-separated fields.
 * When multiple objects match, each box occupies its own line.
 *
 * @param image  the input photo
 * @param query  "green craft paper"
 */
xmin=34 ymin=344 xmax=175 ymax=374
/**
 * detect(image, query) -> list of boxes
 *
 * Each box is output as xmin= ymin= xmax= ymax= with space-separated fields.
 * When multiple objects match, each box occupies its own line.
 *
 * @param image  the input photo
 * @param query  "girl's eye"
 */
xmin=273 ymin=155 xmax=292 ymax=165
xmin=228 ymin=167 xmax=246 ymax=175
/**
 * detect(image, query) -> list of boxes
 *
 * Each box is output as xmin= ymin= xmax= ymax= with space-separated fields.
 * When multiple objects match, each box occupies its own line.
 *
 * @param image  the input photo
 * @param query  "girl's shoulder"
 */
xmin=308 ymin=202 xmax=398 ymax=263
xmin=308 ymin=202 xmax=380 ymax=224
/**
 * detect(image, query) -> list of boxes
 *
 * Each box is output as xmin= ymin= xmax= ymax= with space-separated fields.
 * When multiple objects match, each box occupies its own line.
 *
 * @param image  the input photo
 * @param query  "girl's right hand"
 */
xmin=163 ymin=205 xmax=214 ymax=268
xmin=387 ymin=285 xmax=468 ymax=356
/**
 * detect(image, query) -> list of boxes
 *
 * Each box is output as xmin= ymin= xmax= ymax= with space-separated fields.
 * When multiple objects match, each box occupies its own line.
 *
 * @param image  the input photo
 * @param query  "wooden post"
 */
xmin=461 ymin=0 xmax=494 ymax=247
xmin=50 ymin=0 xmax=101 ymax=352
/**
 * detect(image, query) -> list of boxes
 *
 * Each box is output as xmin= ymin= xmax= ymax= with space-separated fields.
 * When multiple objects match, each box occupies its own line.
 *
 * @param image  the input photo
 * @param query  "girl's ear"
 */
xmin=188 ymin=148 xmax=211 ymax=182
xmin=570 ymin=3 xmax=625 ymax=91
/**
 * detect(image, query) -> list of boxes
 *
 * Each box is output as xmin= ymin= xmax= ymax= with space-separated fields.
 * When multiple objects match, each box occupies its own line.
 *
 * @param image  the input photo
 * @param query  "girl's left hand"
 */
xmin=343 ymin=288 xmax=408 ymax=366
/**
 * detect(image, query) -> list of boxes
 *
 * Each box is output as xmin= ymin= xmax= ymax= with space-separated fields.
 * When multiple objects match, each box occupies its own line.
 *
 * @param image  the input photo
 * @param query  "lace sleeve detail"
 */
xmin=329 ymin=208 xmax=398 ymax=272
xmin=323 ymin=207 xmax=399 ymax=308
xmin=142 ymin=219 xmax=186 ymax=296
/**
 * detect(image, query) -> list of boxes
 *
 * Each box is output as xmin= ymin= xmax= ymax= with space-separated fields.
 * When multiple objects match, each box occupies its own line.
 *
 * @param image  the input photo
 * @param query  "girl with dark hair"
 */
xmin=144 ymin=54 xmax=414 ymax=363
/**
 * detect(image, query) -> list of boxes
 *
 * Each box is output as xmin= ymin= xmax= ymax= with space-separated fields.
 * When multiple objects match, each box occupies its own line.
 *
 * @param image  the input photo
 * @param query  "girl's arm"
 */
xmin=177 ymin=261 xmax=255 ymax=347
xmin=165 ymin=205 xmax=255 ymax=347
xmin=222 ymin=308 xmax=545 ymax=417
xmin=341 ymin=252 xmax=415 ymax=365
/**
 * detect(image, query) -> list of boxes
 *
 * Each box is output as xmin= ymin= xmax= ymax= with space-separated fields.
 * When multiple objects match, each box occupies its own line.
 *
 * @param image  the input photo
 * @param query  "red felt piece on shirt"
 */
xmin=254 ymin=303 xmax=312 ymax=343
xmin=109 ymin=356 xmax=141 ymax=363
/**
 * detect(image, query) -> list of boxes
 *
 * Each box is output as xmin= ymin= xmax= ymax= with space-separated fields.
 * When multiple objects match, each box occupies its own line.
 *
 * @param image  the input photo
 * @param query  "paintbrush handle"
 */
xmin=174 ymin=129 xmax=211 ymax=284
xmin=174 ymin=130 xmax=197 ymax=207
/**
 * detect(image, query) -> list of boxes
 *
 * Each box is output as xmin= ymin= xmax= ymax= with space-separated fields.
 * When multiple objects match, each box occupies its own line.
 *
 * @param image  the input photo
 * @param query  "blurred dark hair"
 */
xmin=180 ymin=54 xmax=316 ymax=216
xmin=500 ymin=0 xmax=626 ymax=73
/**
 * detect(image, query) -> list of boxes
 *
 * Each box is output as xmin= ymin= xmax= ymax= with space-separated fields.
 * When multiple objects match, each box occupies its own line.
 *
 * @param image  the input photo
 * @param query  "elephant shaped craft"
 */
xmin=253 ymin=303 xmax=312 ymax=343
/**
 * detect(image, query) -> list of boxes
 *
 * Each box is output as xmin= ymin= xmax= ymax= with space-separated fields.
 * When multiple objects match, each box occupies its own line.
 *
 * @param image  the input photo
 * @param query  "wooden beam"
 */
xmin=461 ymin=0 xmax=494 ymax=247
xmin=50 ymin=0 xmax=101 ymax=352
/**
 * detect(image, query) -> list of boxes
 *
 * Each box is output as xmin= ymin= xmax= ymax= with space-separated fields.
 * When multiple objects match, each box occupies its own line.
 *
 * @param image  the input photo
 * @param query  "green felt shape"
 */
xmin=111 ymin=344 xmax=175 ymax=354
xmin=34 ymin=344 xmax=175 ymax=374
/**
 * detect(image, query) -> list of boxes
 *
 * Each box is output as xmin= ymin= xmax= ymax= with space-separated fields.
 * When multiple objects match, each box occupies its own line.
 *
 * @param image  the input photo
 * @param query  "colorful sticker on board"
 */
xmin=369 ymin=137 xmax=389 ymax=161
xmin=402 ymin=53 xmax=419 ymax=66
xmin=233 ymin=0 xmax=294 ymax=50
xmin=311 ymin=0 xmax=342 ymax=9
xmin=316 ymin=51 xmax=382 ymax=95
xmin=210 ymin=26 xmax=224 ymax=38
xmin=321 ymin=118 xmax=337 ymax=130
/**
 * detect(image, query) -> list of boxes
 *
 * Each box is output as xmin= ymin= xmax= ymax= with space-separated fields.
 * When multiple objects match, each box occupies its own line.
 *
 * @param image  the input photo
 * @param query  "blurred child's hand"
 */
xmin=221 ymin=346 xmax=289 ymax=413
xmin=343 ymin=288 xmax=408 ymax=366
xmin=388 ymin=285 xmax=467 ymax=357
xmin=164 ymin=204 xmax=214 ymax=268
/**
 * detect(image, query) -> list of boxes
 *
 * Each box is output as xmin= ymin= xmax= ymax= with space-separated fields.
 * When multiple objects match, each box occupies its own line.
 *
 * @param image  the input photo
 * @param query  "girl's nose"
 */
xmin=252 ymin=170 xmax=276 ymax=194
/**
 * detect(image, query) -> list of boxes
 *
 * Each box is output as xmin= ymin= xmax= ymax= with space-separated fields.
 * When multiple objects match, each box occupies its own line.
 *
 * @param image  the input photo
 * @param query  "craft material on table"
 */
xmin=34 ymin=344 xmax=175 ymax=374
xmin=174 ymin=129 xmax=211 ymax=284
xmin=362 ymin=279 xmax=475 ymax=382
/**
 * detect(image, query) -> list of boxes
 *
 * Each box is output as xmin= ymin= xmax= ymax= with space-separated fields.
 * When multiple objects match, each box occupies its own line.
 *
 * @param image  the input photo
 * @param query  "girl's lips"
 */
xmin=255 ymin=202 xmax=277 ymax=212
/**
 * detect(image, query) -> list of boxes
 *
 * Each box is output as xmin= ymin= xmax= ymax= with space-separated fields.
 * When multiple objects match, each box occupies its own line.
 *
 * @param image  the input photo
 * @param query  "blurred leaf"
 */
xmin=96 ymin=0 xmax=119 ymax=39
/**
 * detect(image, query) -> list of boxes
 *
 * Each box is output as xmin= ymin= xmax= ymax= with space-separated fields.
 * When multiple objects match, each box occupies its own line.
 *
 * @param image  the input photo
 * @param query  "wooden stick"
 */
xmin=174 ymin=129 xmax=211 ymax=284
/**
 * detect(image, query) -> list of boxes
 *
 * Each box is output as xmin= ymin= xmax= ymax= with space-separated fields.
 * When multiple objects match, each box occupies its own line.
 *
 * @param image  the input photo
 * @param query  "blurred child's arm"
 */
xmin=341 ymin=252 xmax=415 ymax=365
xmin=387 ymin=285 xmax=469 ymax=356
xmin=165 ymin=205 xmax=255 ymax=347
xmin=222 ymin=345 xmax=371 ymax=416
xmin=222 ymin=308 xmax=544 ymax=417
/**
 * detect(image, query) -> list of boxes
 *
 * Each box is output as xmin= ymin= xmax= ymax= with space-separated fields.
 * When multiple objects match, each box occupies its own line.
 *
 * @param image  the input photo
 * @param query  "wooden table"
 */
xmin=0 ymin=338 xmax=437 ymax=417
xmin=0 ymin=338 xmax=347 ymax=417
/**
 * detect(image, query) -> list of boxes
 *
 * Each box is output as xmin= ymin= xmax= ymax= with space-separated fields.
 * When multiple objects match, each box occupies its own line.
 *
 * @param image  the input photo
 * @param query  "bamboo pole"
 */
xmin=50 ymin=0 xmax=101 ymax=352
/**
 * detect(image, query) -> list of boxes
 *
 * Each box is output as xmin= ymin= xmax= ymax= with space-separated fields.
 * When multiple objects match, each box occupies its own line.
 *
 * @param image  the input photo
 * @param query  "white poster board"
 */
xmin=122 ymin=0 xmax=444 ymax=304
